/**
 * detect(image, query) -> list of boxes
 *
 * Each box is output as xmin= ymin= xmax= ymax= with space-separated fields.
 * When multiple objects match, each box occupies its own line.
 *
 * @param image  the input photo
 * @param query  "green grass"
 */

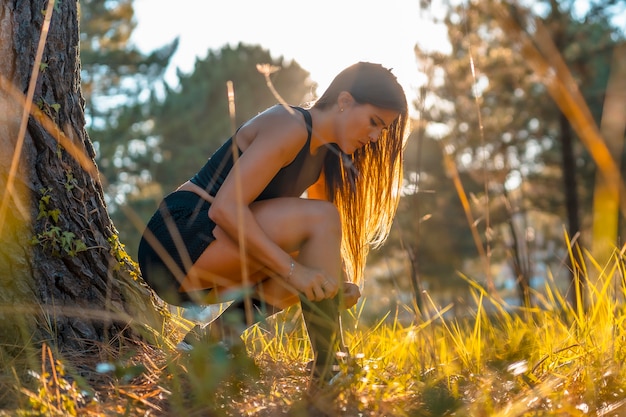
xmin=4 ymin=249 xmax=626 ymax=416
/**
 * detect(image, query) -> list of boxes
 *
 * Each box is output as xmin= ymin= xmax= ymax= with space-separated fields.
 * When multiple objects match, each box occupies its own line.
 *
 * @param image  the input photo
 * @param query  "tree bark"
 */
xmin=0 ymin=0 xmax=165 ymax=360
xmin=551 ymin=10 xmax=585 ymax=310
xmin=559 ymin=113 xmax=584 ymax=309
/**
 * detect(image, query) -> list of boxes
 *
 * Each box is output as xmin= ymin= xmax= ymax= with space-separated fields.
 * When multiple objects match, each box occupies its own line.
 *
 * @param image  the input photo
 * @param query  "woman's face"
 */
xmin=336 ymin=102 xmax=400 ymax=155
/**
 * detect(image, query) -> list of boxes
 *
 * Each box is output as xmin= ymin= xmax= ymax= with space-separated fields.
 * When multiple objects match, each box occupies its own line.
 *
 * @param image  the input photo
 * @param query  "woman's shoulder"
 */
xmin=253 ymin=104 xmax=308 ymax=126
xmin=236 ymin=105 xmax=310 ymax=150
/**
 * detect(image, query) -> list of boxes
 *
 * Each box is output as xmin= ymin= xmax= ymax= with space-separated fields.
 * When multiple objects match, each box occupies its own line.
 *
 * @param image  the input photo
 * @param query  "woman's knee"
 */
xmin=248 ymin=198 xmax=341 ymax=249
xmin=304 ymin=200 xmax=342 ymax=236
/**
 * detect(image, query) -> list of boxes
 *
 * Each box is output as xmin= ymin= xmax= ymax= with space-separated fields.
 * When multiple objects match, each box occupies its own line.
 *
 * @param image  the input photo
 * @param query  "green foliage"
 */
xmin=390 ymin=0 xmax=626 ymax=300
xmin=78 ymin=0 xmax=176 ymax=194
xmin=77 ymin=0 xmax=176 ymax=259
xmin=79 ymin=0 xmax=177 ymax=120
xmin=18 ymin=346 xmax=95 ymax=417
xmin=30 ymin=188 xmax=87 ymax=257
xmin=151 ymin=42 xmax=314 ymax=192
xmin=107 ymin=234 xmax=141 ymax=283
xmin=416 ymin=0 xmax=622 ymax=219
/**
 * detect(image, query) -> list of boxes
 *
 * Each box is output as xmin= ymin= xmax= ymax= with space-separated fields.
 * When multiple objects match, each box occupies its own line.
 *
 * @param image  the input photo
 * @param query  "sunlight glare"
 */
xmin=506 ymin=360 xmax=528 ymax=376
xmin=131 ymin=0 xmax=452 ymax=117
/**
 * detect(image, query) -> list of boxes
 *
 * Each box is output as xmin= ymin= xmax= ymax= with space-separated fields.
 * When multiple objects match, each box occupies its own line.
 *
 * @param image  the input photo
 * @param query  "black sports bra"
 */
xmin=189 ymin=106 xmax=328 ymax=200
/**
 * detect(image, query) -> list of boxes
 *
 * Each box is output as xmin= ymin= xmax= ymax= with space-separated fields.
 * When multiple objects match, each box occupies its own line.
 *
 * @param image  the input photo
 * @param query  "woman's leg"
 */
xmin=181 ymin=293 xmax=283 ymax=349
xmin=186 ymin=197 xmax=343 ymax=307
xmin=199 ymin=286 xmax=343 ymax=382
xmin=299 ymin=294 xmax=344 ymax=382
xmin=185 ymin=197 xmax=344 ymax=373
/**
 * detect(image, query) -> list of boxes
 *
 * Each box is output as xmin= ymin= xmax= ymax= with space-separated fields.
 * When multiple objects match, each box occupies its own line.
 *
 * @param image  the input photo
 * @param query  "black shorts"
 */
xmin=137 ymin=191 xmax=216 ymax=305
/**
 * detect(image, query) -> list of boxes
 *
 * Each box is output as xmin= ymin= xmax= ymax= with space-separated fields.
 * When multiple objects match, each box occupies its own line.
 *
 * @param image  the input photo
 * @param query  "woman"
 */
xmin=137 ymin=61 xmax=408 ymax=382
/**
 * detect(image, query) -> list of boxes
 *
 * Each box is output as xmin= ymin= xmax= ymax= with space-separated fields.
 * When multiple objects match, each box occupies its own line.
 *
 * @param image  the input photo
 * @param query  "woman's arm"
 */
xmin=208 ymin=107 xmax=337 ymax=299
xmin=210 ymin=108 xmax=301 ymax=274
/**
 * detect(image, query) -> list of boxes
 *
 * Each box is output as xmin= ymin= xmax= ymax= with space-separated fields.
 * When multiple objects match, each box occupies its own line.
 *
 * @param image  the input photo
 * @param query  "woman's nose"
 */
xmin=369 ymin=128 xmax=382 ymax=142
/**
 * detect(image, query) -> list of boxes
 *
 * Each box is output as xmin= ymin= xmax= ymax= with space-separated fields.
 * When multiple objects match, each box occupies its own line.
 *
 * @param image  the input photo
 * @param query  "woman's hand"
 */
xmin=288 ymin=262 xmax=339 ymax=302
xmin=285 ymin=262 xmax=360 ymax=307
xmin=340 ymin=282 xmax=361 ymax=309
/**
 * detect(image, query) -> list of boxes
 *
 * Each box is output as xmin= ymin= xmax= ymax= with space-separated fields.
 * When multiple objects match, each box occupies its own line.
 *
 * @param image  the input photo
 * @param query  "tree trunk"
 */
xmin=559 ymin=114 xmax=584 ymax=309
xmin=550 ymin=7 xmax=585 ymax=310
xmin=591 ymin=44 xmax=626 ymax=268
xmin=0 ymin=0 xmax=165 ymax=362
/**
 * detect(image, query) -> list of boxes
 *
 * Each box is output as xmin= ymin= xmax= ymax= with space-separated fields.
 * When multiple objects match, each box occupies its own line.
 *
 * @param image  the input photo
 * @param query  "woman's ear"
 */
xmin=337 ymin=91 xmax=355 ymax=110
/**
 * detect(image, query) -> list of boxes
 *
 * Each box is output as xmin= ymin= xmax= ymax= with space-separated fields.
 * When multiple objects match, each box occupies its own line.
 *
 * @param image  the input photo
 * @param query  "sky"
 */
xmin=130 ymin=0 xmax=450 ymax=110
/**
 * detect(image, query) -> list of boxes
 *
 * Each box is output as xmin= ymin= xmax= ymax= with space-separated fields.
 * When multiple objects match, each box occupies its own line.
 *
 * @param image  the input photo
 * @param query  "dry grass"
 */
xmin=4 ymin=246 xmax=626 ymax=416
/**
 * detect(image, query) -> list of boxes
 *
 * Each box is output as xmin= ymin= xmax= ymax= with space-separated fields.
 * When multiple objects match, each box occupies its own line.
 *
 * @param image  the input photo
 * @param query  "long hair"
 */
xmin=313 ymin=62 xmax=409 ymax=284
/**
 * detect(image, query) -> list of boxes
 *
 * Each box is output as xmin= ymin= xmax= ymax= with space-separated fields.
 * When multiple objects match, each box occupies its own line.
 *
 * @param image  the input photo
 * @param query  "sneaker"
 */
xmin=176 ymin=339 xmax=194 ymax=352
xmin=176 ymin=323 xmax=212 ymax=352
xmin=177 ymin=324 xmax=250 ymax=361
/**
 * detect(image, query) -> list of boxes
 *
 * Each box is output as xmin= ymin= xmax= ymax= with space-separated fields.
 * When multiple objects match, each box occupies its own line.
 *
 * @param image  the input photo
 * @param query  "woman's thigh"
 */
xmin=180 ymin=197 xmax=338 ymax=300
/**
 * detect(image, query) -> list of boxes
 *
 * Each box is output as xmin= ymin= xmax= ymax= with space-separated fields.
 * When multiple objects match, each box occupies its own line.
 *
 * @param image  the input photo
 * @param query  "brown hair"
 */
xmin=313 ymin=62 xmax=409 ymax=284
